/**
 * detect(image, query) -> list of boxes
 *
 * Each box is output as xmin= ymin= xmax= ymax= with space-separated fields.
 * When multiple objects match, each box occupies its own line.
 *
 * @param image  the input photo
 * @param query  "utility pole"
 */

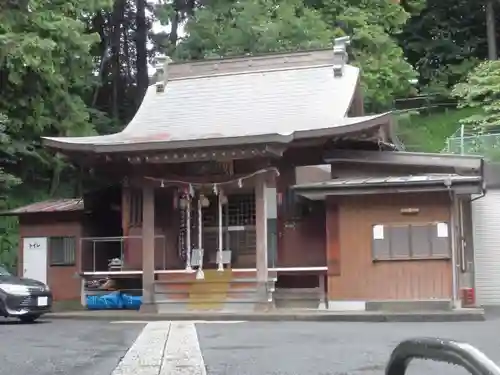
xmin=486 ymin=0 xmax=497 ymax=60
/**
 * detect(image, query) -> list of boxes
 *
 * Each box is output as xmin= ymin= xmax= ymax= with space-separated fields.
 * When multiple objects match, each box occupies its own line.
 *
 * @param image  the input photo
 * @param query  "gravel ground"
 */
xmin=0 ymin=318 xmax=145 ymax=375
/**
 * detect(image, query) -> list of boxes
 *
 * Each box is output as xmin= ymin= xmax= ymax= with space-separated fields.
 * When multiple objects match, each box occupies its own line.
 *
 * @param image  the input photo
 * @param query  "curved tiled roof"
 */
xmin=43 ymin=49 xmax=392 ymax=153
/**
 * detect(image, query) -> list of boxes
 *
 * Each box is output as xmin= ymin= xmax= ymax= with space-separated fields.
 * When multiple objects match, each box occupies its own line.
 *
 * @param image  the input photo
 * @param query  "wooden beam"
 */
xmin=140 ymin=184 xmax=156 ymax=313
xmin=118 ymin=147 xmax=273 ymax=164
xmin=255 ymin=172 xmax=273 ymax=309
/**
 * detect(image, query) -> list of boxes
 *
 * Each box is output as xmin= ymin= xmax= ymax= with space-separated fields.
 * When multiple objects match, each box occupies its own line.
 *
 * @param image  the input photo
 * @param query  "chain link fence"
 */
xmin=444 ymin=132 xmax=500 ymax=160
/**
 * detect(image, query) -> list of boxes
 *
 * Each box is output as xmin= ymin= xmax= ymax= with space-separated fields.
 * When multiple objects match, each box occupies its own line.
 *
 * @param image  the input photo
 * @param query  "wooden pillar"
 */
xmin=121 ymin=183 xmax=130 ymax=264
xmin=450 ymin=193 xmax=459 ymax=308
xmin=255 ymin=173 xmax=269 ymax=307
xmin=140 ymin=184 xmax=156 ymax=313
xmin=325 ymin=197 xmax=340 ymax=305
xmin=266 ymin=180 xmax=278 ymax=269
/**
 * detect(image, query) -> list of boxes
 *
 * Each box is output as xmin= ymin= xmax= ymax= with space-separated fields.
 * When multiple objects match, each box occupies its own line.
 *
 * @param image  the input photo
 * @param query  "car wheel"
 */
xmin=18 ymin=314 xmax=40 ymax=323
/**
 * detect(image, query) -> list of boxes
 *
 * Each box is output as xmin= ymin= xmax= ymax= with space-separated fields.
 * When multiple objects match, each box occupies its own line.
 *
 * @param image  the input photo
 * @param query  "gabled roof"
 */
xmin=0 ymin=198 xmax=83 ymax=216
xmin=43 ymin=49 xmax=394 ymax=154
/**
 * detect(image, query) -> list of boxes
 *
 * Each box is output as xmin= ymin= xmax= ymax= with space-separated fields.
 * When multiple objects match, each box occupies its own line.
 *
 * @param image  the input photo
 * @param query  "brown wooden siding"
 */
xmin=327 ymin=192 xmax=453 ymax=301
xmin=123 ymin=187 xmax=181 ymax=270
xmin=277 ymin=165 xmax=326 ymax=268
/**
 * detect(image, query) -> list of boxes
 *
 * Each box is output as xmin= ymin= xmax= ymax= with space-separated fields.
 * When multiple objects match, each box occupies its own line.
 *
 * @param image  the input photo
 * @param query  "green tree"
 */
xmin=314 ymin=0 xmax=418 ymax=111
xmin=452 ymin=60 xmax=500 ymax=132
xmin=0 ymin=0 xmax=112 ymax=195
xmin=175 ymin=0 xmax=334 ymax=60
xmin=451 ymin=60 xmax=500 ymax=159
xmin=0 ymin=113 xmax=21 ymax=198
xmin=0 ymin=0 xmax=116 ymax=269
xmin=400 ymin=0 xmax=489 ymax=96
xmin=171 ymin=0 xmax=417 ymax=111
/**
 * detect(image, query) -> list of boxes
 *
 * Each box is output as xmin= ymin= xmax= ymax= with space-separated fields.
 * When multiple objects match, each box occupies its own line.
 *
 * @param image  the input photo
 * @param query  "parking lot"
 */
xmin=3 ymin=316 xmax=500 ymax=375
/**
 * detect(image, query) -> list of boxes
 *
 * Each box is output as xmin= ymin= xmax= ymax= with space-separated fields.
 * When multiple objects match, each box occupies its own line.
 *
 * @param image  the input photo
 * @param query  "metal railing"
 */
xmin=445 ymin=132 xmax=500 ymax=159
xmin=441 ymin=120 xmax=500 ymax=159
xmin=80 ymin=235 xmax=174 ymax=273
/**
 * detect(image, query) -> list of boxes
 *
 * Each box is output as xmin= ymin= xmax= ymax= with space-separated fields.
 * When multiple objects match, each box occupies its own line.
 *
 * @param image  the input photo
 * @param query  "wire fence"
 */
xmin=444 ymin=132 xmax=500 ymax=160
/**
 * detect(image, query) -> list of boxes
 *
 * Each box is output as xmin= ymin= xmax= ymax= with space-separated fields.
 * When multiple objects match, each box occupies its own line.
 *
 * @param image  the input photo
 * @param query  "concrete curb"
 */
xmin=43 ymin=310 xmax=486 ymax=322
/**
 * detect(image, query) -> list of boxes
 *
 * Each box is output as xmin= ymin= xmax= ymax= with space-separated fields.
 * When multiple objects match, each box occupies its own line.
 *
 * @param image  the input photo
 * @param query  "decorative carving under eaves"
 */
xmin=185 ymin=161 xmax=235 ymax=177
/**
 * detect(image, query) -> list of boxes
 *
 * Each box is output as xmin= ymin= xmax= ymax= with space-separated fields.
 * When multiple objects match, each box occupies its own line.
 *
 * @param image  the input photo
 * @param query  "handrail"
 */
xmin=80 ymin=235 xmax=166 ymax=242
xmin=386 ymin=338 xmax=500 ymax=375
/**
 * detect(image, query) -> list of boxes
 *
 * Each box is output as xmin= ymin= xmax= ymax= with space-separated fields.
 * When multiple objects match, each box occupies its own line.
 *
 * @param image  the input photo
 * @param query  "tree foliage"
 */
xmin=452 ymin=60 xmax=500 ymax=132
xmin=319 ymin=0 xmax=418 ymax=111
xmin=171 ymin=0 xmax=418 ymax=111
xmin=175 ymin=0 xmax=334 ymax=59
xmin=400 ymin=0 xmax=492 ymax=96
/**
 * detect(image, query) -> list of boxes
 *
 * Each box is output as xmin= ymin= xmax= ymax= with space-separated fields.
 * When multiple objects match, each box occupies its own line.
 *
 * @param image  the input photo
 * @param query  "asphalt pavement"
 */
xmin=0 ymin=318 xmax=145 ymax=375
xmin=3 ymin=316 xmax=500 ymax=375
xmin=197 ymin=317 xmax=500 ymax=375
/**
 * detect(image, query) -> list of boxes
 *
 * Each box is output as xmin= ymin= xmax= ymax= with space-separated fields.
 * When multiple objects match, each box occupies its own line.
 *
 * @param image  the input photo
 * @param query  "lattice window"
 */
xmin=227 ymin=193 xmax=256 ymax=226
xmin=202 ymin=193 xmax=256 ymax=257
xmin=202 ymin=193 xmax=255 ymax=227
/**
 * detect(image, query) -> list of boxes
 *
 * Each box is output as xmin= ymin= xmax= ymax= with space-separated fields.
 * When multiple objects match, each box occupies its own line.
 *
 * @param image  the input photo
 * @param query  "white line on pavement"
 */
xmin=111 ymin=321 xmax=171 ymax=375
xmin=111 ymin=320 xmax=245 ymax=324
xmin=111 ymin=321 xmax=208 ymax=375
xmin=191 ymin=320 xmax=245 ymax=324
xmin=160 ymin=322 xmax=207 ymax=375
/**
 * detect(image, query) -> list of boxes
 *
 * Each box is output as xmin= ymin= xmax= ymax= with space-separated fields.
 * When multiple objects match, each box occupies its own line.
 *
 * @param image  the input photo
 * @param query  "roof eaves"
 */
xmin=0 ymin=198 xmax=84 ymax=216
xmin=42 ymin=114 xmax=392 ymax=154
xmin=324 ymin=150 xmax=484 ymax=172
xmin=292 ymin=175 xmax=482 ymax=191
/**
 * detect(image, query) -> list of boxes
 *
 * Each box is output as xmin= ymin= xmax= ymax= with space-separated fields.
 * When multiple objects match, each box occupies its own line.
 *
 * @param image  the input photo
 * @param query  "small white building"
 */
xmin=473 ymin=163 xmax=500 ymax=306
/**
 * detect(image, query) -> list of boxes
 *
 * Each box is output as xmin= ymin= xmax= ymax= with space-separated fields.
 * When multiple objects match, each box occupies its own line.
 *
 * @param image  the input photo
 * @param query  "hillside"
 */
xmin=396 ymin=108 xmax=480 ymax=153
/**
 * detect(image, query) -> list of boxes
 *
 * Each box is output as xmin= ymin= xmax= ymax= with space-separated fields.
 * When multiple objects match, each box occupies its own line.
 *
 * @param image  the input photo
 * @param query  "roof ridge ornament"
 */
xmin=155 ymin=54 xmax=173 ymax=93
xmin=332 ymin=36 xmax=351 ymax=78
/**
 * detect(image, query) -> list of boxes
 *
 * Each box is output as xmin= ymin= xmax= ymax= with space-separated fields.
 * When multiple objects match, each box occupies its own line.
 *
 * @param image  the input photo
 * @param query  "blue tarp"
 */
xmin=86 ymin=291 xmax=142 ymax=310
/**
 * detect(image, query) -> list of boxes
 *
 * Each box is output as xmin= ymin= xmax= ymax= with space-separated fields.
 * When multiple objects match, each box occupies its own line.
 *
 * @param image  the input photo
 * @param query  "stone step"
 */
xmin=156 ymin=301 xmax=260 ymax=313
xmin=274 ymin=288 xmax=322 ymax=301
xmin=157 ymin=297 xmax=261 ymax=304
xmin=155 ymin=289 xmax=260 ymax=302
xmin=365 ymin=299 xmax=452 ymax=312
xmin=155 ymin=277 xmax=277 ymax=285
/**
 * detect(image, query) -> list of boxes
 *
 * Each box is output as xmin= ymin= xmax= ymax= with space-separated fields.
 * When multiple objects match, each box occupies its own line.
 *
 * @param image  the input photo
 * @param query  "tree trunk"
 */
xmin=169 ymin=11 xmax=180 ymax=47
xmin=112 ymin=0 xmax=125 ymax=120
xmin=486 ymin=0 xmax=497 ymax=60
xmin=135 ymin=0 xmax=149 ymax=106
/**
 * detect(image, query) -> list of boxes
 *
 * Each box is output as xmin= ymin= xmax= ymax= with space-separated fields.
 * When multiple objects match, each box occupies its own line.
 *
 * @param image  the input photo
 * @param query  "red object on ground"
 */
xmin=461 ymin=288 xmax=475 ymax=307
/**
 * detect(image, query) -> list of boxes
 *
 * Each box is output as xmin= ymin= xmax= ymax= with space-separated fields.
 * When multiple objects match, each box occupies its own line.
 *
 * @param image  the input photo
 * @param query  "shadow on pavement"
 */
xmin=0 ymin=318 xmax=51 ymax=325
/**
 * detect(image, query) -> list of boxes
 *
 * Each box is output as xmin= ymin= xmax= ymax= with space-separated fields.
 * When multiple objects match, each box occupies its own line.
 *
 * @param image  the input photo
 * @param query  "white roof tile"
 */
xmin=43 ymin=51 xmax=391 ymax=152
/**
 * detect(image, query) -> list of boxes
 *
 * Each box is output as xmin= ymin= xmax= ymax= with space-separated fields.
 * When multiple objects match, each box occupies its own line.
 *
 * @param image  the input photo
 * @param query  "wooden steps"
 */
xmin=154 ymin=269 xmax=276 ymax=312
xmin=187 ymin=270 xmax=232 ymax=310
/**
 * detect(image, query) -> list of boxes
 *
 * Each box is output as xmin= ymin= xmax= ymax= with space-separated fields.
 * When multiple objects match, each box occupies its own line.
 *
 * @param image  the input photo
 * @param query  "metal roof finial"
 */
xmin=332 ymin=36 xmax=351 ymax=78
xmin=155 ymin=54 xmax=173 ymax=93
